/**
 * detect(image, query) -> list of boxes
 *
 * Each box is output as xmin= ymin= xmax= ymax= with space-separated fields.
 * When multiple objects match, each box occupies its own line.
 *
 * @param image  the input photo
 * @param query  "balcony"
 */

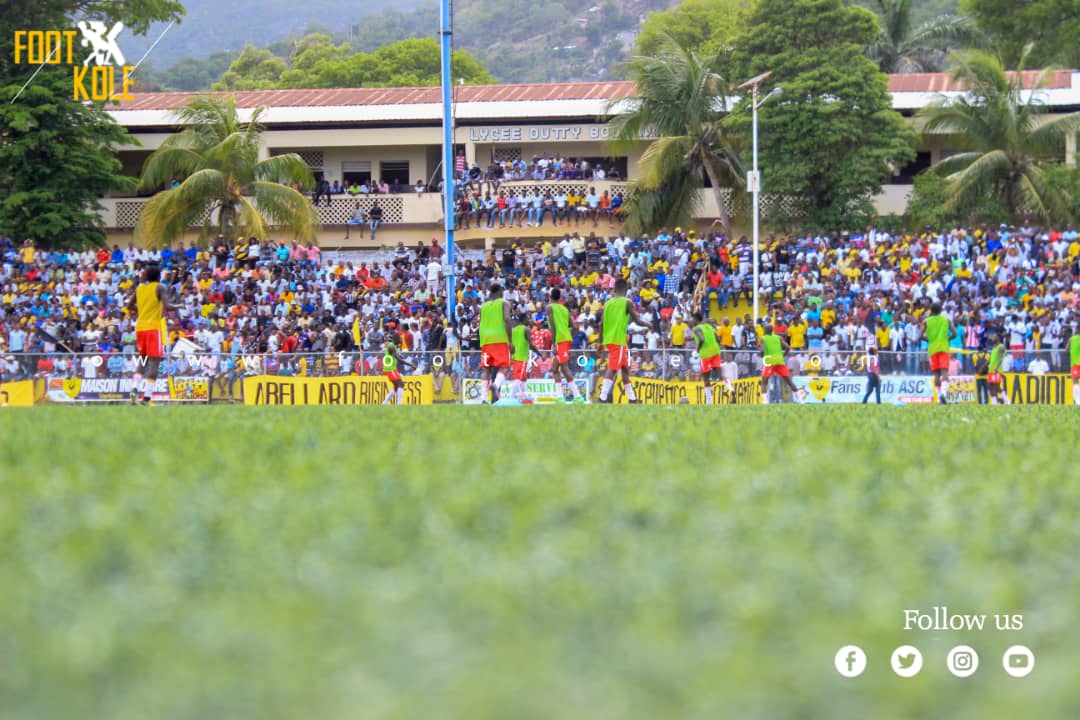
xmin=97 ymin=180 xmax=914 ymax=246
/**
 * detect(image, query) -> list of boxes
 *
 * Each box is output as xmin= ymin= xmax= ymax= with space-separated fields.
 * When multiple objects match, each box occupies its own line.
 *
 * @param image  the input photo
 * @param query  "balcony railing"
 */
xmin=98 ymin=192 xmax=446 ymax=230
xmin=97 ymin=181 xmax=914 ymax=232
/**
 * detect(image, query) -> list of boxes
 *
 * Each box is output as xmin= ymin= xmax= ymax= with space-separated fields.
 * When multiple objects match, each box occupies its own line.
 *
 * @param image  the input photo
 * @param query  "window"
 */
xmin=492 ymin=147 xmax=523 ymax=163
xmin=892 ymin=152 xmax=932 ymax=184
xmin=342 ymin=161 xmax=371 ymax=187
xmin=380 ymin=161 xmax=410 ymax=191
xmin=582 ymin=156 xmax=628 ymax=180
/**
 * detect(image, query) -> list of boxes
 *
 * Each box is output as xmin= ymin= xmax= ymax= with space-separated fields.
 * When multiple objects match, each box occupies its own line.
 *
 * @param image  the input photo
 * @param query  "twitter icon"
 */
xmin=891 ymin=645 xmax=924 ymax=677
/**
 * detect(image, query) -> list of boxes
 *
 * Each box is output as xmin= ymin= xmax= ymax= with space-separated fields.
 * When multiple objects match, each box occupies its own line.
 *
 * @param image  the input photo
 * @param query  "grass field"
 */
xmin=2 ymin=406 xmax=1078 ymax=719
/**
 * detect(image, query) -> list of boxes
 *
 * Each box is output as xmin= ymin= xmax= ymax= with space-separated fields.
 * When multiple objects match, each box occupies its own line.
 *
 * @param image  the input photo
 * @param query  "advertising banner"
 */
xmin=46 ymin=376 xmax=210 ymax=403
xmin=1 ymin=380 xmax=38 ymax=407
xmin=792 ymin=375 xmax=935 ymax=404
xmin=462 ymin=377 xmax=591 ymax=404
xmin=602 ymin=376 xmax=762 ymax=405
xmin=242 ymin=374 xmax=434 ymax=405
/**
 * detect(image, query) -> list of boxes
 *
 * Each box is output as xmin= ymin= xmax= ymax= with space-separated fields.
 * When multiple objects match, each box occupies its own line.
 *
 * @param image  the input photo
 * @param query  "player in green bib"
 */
xmin=1069 ymin=327 xmax=1080 ymax=405
xmin=760 ymin=324 xmax=804 ymax=404
xmin=479 ymin=283 xmax=514 ymax=403
xmin=546 ymin=288 xmax=583 ymax=403
xmin=987 ymin=333 xmax=1008 ymax=405
xmin=509 ymin=312 xmax=540 ymax=398
xmin=691 ymin=312 xmax=722 ymax=404
xmin=596 ymin=278 xmax=644 ymax=403
xmin=381 ymin=341 xmax=414 ymax=405
xmin=921 ymin=302 xmax=957 ymax=404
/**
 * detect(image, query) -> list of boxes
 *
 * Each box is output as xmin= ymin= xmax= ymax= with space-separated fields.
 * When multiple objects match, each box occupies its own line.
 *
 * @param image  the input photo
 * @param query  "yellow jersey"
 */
xmin=136 ymin=282 xmax=163 ymax=332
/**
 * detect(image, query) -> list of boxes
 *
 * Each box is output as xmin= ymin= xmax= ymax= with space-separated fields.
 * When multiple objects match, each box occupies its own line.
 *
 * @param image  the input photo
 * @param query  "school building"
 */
xmin=100 ymin=71 xmax=1080 ymax=247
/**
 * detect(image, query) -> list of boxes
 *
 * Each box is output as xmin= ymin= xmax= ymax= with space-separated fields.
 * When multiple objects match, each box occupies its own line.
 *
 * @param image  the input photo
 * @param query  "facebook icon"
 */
xmin=835 ymin=646 xmax=867 ymax=677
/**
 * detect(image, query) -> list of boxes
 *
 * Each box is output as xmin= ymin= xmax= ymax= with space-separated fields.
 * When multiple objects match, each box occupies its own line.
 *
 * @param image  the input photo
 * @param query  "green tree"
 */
xmin=215 ymin=45 xmax=288 ymax=90
xmin=215 ymin=36 xmax=494 ymax=89
xmin=960 ymin=0 xmax=1080 ymax=69
xmin=135 ymin=96 xmax=318 ymax=246
xmin=733 ymin=0 xmax=916 ymax=229
xmin=0 ymin=0 xmax=183 ymax=248
xmin=919 ymin=50 xmax=1080 ymax=223
xmin=158 ymin=51 xmax=238 ymax=91
xmin=608 ymin=39 xmax=744 ymax=238
xmin=635 ymin=0 xmax=754 ymax=58
xmin=866 ymin=0 xmax=981 ymax=73
xmin=303 ymin=37 xmax=493 ymax=88
xmin=278 ymin=33 xmax=349 ymax=87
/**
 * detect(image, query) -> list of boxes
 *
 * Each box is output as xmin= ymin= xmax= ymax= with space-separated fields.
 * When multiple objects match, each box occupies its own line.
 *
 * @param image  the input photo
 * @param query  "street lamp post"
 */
xmin=439 ymin=0 xmax=457 ymax=321
xmin=737 ymin=71 xmax=773 ymax=327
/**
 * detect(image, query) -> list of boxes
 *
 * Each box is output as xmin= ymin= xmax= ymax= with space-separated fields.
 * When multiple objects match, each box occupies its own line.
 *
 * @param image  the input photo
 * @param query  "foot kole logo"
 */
xmin=13 ymin=23 xmax=136 ymax=101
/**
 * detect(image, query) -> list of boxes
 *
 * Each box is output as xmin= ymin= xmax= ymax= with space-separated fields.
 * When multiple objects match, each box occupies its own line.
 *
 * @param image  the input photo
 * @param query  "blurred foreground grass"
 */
xmin=1 ymin=406 xmax=1078 ymax=719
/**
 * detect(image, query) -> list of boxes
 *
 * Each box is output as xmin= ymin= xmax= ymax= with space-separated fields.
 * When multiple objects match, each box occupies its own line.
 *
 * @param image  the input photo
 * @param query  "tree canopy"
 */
xmin=215 ymin=35 xmax=495 ymax=90
xmin=732 ymin=0 xmax=916 ymax=228
xmin=959 ymin=0 xmax=1080 ymax=69
xmin=866 ymin=0 xmax=981 ymax=73
xmin=634 ymin=0 xmax=754 ymax=59
xmin=135 ymin=96 xmax=318 ymax=246
xmin=0 ymin=0 xmax=184 ymax=247
xmin=918 ymin=49 xmax=1080 ymax=224
xmin=609 ymin=39 xmax=744 ymax=238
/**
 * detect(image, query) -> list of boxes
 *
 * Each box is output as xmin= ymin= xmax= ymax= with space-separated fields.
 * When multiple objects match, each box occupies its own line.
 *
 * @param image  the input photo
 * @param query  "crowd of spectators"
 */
xmin=2 ymin=221 xmax=1078 ymax=387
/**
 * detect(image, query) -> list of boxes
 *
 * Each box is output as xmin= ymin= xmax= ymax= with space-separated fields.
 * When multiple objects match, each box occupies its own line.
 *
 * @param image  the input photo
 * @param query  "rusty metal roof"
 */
xmin=113 ymin=81 xmax=640 ymax=111
xmin=886 ymin=70 xmax=1073 ymax=93
xmin=110 ymin=72 xmax=1077 ymax=114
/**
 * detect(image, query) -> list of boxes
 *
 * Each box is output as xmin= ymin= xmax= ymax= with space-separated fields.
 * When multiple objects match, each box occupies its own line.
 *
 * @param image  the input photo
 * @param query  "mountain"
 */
xmin=120 ymin=0 xmax=430 ymax=71
xmin=128 ymin=0 xmax=964 ymax=87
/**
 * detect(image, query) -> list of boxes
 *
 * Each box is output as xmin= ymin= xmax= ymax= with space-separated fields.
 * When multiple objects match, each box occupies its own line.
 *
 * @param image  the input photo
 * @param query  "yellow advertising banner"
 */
xmin=944 ymin=373 xmax=1073 ymax=405
xmin=1003 ymin=373 xmax=1073 ymax=405
xmin=242 ymin=374 xmax=434 ymax=405
xmin=600 ymin=376 xmax=762 ymax=405
xmin=1 ymin=380 xmax=38 ymax=407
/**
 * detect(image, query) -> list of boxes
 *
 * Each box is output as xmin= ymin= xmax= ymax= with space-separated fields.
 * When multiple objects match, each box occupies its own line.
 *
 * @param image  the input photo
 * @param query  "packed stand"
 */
xmin=1 ymin=222 xmax=1079 ymax=389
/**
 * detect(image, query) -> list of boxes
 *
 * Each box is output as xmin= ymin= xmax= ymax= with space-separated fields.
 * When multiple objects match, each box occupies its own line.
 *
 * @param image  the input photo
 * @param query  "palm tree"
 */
xmin=607 ymin=38 xmax=743 ymax=239
xmin=135 ymin=95 xmax=317 ymax=247
xmin=919 ymin=50 xmax=1080 ymax=223
xmin=867 ymin=0 xmax=981 ymax=73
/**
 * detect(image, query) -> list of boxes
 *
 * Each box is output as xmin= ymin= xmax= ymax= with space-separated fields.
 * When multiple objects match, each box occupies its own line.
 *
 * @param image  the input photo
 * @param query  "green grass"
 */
xmin=1 ymin=406 xmax=1078 ymax=719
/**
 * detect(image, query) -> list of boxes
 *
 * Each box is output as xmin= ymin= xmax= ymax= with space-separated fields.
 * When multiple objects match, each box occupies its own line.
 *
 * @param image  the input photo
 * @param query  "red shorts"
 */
xmin=136 ymin=329 xmax=163 ymax=359
xmin=512 ymin=360 xmax=528 ymax=381
xmin=481 ymin=343 xmax=511 ymax=368
xmin=606 ymin=344 xmax=629 ymax=371
xmin=929 ymin=352 xmax=950 ymax=372
xmin=1072 ymin=365 xmax=1080 ymax=380
xmin=554 ymin=341 xmax=571 ymax=365
xmin=761 ymin=364 xmax=791 ymax=378
xmin=987 ymin=372 xmax=1002 ymax=385
xmin=384 ymin=370 xmax=401 ymax=383
xmin=700 ymin=354 xmax=721 ymax=374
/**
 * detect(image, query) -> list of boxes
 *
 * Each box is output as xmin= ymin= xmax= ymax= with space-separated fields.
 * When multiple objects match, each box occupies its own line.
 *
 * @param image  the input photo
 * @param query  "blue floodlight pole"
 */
xmin=439 ymin=0 xmax=457 ymax=321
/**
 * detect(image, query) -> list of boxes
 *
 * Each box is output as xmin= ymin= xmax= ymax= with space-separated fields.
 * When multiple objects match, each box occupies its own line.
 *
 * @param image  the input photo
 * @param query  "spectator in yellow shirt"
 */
xmin=787 ymin=319 xmax=807 ymax=349
xmin=670 ymin=317 xmax=689 ymax=347
xmin=717 ymin=317 xmax=734 ymax=348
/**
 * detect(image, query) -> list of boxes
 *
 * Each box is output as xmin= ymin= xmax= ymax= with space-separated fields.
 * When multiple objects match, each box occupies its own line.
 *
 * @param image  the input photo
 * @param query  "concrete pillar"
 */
xmin=465 ymin=141 xmax=477 ymax=168
xmin=1066 ymin=131 xmax=1077 ymax=168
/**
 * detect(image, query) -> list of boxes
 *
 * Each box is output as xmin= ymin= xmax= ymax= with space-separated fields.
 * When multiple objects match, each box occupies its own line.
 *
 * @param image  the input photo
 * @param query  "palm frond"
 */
xmin=134 ymin=189 xmax=214 ymax=248
xmin=1027 ymin=112 xmax=1080 ymax=155
xmin=1016 ymin=165 xmax=1073 ymax=223
xmin=137 ymin=147 xmax=206 ymax=193
xmin=235 ymin=196 xmax=270 ymax=239
xmin=254 ymin=153 xmax=315 ymax=189
xmin=942 ymin=149 xmax=1011 ymax=213
xmin=251 ymin=181 xmax=319 ymax=243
